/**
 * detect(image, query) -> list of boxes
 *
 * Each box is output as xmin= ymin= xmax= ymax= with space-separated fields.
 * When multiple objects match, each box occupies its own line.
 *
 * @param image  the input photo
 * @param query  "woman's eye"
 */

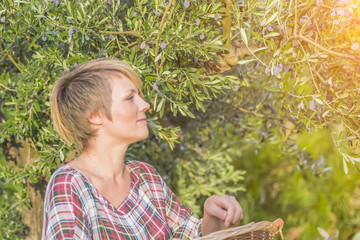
xmin=127 ymin=95 xmax=134 ymax=100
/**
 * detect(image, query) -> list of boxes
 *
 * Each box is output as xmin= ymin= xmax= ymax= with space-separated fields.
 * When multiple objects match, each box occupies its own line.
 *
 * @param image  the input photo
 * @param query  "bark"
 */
xmin=3 ymin=140 xmax=46 ymax=240
xmin=201 ymin=43 xmax=258 ymax=75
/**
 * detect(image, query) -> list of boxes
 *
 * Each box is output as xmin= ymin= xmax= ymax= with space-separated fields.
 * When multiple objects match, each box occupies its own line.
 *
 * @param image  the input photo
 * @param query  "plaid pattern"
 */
xmin=42 ymin=160 xmax=202 ymax=239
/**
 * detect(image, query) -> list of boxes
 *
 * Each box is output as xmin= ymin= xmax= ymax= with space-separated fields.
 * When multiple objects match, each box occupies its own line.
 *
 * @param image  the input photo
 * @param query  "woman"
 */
xmin=42 ymin=58 xmax=243 ymax=239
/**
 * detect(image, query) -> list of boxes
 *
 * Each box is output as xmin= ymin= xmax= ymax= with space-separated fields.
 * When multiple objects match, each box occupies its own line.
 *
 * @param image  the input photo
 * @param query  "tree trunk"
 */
xmin=5 ymin=141 xmax=46 ymax=240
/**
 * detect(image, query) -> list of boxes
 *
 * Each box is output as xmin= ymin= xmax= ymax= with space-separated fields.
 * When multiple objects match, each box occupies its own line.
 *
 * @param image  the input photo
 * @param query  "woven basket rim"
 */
xmin=196 ymin=218 xmax=284 ymax=240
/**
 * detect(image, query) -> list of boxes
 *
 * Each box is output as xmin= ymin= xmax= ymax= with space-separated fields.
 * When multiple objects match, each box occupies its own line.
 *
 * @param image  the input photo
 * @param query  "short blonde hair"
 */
xmin=50 ymin=58 xmax=143 ymax=152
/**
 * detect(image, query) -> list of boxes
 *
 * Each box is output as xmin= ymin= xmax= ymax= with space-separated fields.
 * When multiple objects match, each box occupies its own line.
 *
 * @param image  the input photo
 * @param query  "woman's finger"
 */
xmin=229 ymin=196 xmax=243 ymax=224
xmin=223 ymin=196 xmax=237 ymax=227
xmin=204 ymin=196 xmax=228 ymax=220
xmin=204 ymin=195 xmax=243 ymax=227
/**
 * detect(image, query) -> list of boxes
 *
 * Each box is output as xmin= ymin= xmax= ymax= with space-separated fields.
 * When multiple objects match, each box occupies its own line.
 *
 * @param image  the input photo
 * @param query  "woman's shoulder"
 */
xmin=127 ymin=160 xmax=166 ymax=195
xmin=127 ymin=160 xmax=158 ymax=175
xmin=44 ymin=164 xmax=91 ymax=213
xmin=46 ymin=164 xmax=86 ymax=192
xmin=127 ymin=160 xmax=163 ymax=184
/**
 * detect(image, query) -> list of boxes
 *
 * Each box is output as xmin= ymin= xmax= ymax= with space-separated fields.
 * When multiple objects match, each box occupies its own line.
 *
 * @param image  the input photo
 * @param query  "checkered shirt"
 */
xmin=42 ymin=160 xmax=202 ymax=239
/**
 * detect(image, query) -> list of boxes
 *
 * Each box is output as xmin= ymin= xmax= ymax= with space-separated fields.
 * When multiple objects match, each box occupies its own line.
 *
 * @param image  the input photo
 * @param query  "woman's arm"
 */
xmin=138 ymin=161 xmax=203 ymax=238
xmin=42 ymin=171 xmax=90 ymax=240
xmin=201 ymin=195 xmax=243 ymax=236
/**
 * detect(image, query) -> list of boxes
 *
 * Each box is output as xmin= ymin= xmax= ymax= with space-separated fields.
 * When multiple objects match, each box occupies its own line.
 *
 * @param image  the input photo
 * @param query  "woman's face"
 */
xmin=100 ymin=73 xmax=150 ymax=145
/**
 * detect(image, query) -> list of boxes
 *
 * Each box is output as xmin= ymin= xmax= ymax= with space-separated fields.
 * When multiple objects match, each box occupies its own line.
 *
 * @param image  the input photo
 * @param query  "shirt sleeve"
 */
xmin=42 ymin=170 xmax=91 ymax=240
xmin=139 ymin=161 xmax=203 ymax=239
xmin=163 ymin=180 xmax=203 ymax=239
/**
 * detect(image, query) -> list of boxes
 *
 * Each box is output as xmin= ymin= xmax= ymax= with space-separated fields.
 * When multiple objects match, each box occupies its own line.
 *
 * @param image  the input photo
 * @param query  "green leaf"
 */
xmin=154 ymin=52 xmax=163 ymax=63
xmin=252 ymin=47 xmax=268 ymax=53
xmin=351 ymin=231 xmax=360 ymax=240
xmin=310 ymin=111 xmax=317 ymax=119
xmin=156 ymin=98 xmax=165 ymax=112
xmin=314 ymin=98 xmax=323 ymax=105
xmin=264 ymin=12 xmax=278 ymax=26
xmin=264 ymin=32 xmax=280 ymax=38
xmin=343 ymin=158 xmax=348 ymax=174
xmin=322 ymin=110 xmax=330 ymax=117
xmin=240 ymin=28 xmax=248 ymax=46
xmin=264 ymin=86 xmax=280 ymax=92
xmin=60 ymin=151 xmax=64 ymax=161
xmin=28 ymin=35 xmax=41 ymax=49
xmin=304 ymin=0 xmax=316 ymax=11
xmin=273 ymin=49 xmax=281 ymax=57
xmin=238 ymin=59 xmax=256 ymax=65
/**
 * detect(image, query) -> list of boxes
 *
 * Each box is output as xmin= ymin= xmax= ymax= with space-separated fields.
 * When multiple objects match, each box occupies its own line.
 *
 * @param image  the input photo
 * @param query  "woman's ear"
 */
xmin=88 ymin=111 xmax=103 ymax=126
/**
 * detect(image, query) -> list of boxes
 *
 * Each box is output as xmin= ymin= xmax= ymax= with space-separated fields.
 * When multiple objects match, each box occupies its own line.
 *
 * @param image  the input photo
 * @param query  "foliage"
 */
xmin=0 ymin=0 xmax=241 ymax=238
xmin=237 ymin=129 xmax=360 ymax=240
xmin=235 ymin=0 xmax=360 ymax=172
xmin=1 ymin=0 xmax=360 ymax=239
xmin=175 ymin=122 xmax=246 ymax=215
xmin=0 ymin=150 xmax=29 ymax=239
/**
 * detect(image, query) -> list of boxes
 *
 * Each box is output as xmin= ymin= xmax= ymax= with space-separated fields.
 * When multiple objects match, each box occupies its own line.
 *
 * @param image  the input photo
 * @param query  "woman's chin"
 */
xmin=134 ymin=131 xmax=149 ymax=143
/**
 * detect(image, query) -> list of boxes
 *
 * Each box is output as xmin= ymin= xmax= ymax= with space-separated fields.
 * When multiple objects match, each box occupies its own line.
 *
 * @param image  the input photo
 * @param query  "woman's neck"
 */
xmin=86 ymin=143 xmax=129 ymax=180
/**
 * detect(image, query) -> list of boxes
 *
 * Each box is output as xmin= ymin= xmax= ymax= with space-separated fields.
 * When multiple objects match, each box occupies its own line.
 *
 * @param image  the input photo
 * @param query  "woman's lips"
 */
xmin=137 ymin=118 xmax=147 ymax=123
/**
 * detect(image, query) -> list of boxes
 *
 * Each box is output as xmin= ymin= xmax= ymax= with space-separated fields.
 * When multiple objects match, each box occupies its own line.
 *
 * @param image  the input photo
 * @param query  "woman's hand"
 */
xmin=201 ymin=195 xmax=243 ymax=236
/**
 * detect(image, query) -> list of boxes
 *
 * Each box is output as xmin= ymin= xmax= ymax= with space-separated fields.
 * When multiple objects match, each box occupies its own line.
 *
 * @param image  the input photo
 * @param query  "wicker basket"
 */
xmin=197 ymin=218 xmax=284 ymax=240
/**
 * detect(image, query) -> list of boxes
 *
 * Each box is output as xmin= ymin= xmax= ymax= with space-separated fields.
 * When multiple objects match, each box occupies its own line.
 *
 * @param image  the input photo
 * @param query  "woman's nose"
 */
xmin=138 ymin=98 xmax=150 ymax=112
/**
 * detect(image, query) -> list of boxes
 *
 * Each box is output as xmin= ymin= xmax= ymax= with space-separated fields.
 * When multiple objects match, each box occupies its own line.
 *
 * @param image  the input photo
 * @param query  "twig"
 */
xmin=321 ymin=5 xmax=350 ymax=10
xmin=223 ymin=0 xmax=233 ymax=49
xmin=115 ymin=36 xmax=122 ymax=52
xmin=340 ymin=88 xmax=360 ymax=93
xmin=236 ymin=106 xmax=265 ymax=118
xmin=298 ymin=43 xmax=320 ymax=92
xmin=0 ymin=2 xmax=11 ymax=14
xmin=276 ymin=0 xmax=288 ymax=41
xmin=178 ymin=11 xmax=186 ymax=28
xmin=155 ymin=0 xmax=176 ymax=69
xmin=299 ymin=7 xmax=320 ymax=35
xmin=310 ymin=66 xmax=326 ymax=83
xmin=286 ymin=92 xmax=314 ymax=99
xmin=245 ymin=45 xmax=268 ymax=67
xmin=342 ymin=118 xmax=360 ymax=138
xmin=126 ymin=42 xmax=138 ymax=48
xmin=322 ymin=97 xmax=358 ymax=118
xmin=167 ymin=0 xmax=177 ymax=22
xmin=296 ymin=34 xmax=359 ymax=62
xmin=5 ymin=51 xmax=23 ymax=73
xmin=159 ymin=54 xmax=167 ymax=70
xmin=43 ymin=18 xmax=67 ymax=30
xmin=99 ymin=30 xmax=142 ymax=38
xmin=0 ymin=83 xmax=17 ymax=92
xmin=235 ymin=106 xmax=283 ymax=121
xmin=294 ymin=0 xmax=298 ymax=36
xmin=42 ymin=76 xmax=52 ymax=87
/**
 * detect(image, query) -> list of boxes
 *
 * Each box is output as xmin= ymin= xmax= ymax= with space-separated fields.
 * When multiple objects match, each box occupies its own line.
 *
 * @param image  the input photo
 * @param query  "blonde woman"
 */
xmin=42 ymin=59 xmax=243 ymax=239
